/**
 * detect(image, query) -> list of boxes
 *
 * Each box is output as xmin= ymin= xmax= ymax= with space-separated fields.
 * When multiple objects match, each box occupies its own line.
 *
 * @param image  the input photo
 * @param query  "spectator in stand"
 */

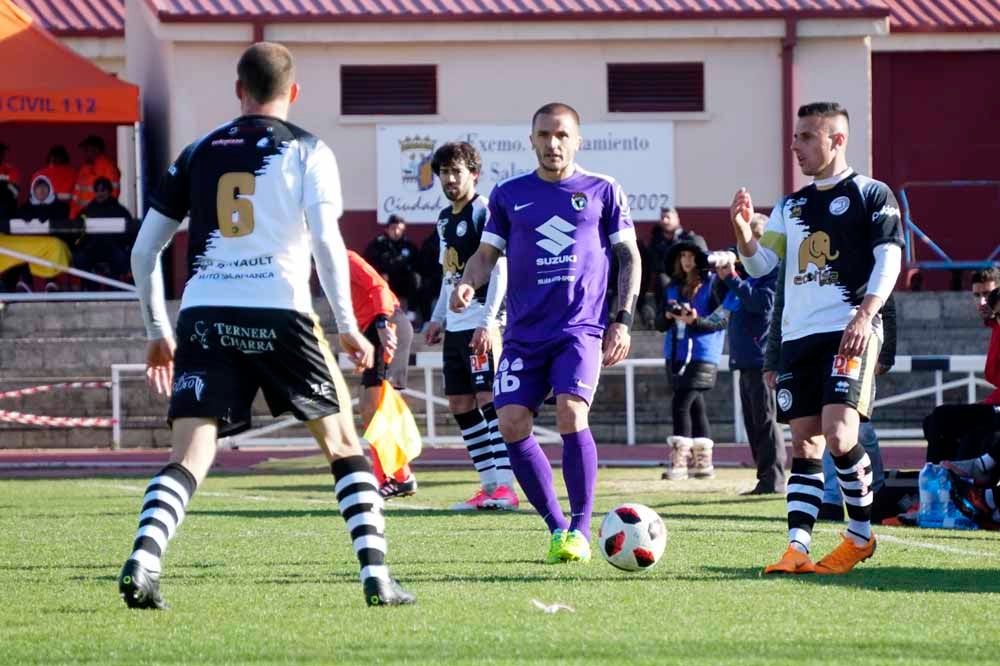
xmin=348 ymin=249 xmax=418 ymax=500
xmin=923 ymin=270 xmax=1000 ymax=463
xmin=1 ymin=174 xmax=72 ymax=292
xmin=946 ymin=288 xmax=1000 ymax=529
xmin=364 ymin=214 xmax=420 ymax=321
xmin=71 ymin=135 xmax=120 ymax=218
xmin=657 ymin=236 xmax=726 ymax=481
xmin=645 ymin=206 xmax=704 ymax=315
xmin=73 ymin=177 xmax=138 ymax=285
xmin=0 ymin=141 xmax=22 ymax=217
xmin=416 ymin=225 xmax=443 ymax=325
xmin=30 ymin=145 xmax=76 ymax=206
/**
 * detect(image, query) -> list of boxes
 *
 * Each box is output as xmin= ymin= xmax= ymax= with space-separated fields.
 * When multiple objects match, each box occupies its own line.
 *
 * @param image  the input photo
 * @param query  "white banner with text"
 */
xmin=376 ymin=122 xmax=675 ymax=223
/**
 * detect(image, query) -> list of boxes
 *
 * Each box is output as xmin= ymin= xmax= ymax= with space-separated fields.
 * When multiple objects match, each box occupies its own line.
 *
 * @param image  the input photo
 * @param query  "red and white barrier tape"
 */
xmin=0 ymin=381 xmax=115 ymax=428
xmin=0 ymin=381 xmax=110 ymax=401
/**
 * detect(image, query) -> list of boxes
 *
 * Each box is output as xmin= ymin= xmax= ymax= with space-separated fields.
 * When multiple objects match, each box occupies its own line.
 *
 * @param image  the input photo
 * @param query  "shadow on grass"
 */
xmin=249 ymin=478 xmax=472 ymax=494
xmin=690 ymin=565 xmax=1000 ymax=593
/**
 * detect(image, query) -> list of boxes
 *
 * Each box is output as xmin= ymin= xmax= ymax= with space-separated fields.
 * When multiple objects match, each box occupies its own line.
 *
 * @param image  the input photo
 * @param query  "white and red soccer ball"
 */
xmin=598 ymin=503 xmax=668 ymax=571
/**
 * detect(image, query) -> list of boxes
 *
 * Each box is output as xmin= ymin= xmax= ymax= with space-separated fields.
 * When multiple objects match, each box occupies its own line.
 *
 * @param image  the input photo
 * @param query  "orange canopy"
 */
xmin=0 ymin=0 xmax=139 ymax=124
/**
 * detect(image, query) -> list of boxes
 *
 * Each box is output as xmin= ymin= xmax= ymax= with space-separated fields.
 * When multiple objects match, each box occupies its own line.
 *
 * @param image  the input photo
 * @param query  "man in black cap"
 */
xmin=364 ymin=213 xmax=420 ymax=319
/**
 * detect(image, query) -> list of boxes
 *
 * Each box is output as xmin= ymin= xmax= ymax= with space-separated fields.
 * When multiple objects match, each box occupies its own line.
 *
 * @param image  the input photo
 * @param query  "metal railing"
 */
xmin=0 ymin=245 xmax=137 ymax=301
xmin=109 ymin=353 xmax=990 ymax=449
xmin=899 ymin=180 xmax=1000 ymax=271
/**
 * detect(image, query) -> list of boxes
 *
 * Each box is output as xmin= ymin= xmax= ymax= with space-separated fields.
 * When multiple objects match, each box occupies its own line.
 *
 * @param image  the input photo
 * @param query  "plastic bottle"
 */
xmin=918 ymin=463 xmax=978 ymax=530
xmin=918 ymin=463 xmax=942 ymax=526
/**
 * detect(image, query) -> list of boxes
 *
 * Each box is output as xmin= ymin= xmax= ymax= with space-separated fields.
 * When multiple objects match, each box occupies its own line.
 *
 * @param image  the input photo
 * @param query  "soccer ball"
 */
xmin=598 ymin=503 xmax=668 ymax=571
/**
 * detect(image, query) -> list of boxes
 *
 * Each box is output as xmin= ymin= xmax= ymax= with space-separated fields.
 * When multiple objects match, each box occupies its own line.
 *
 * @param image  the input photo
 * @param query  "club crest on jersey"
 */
xmin=399 ymin=136 xmax=436 ymax=192
xmin=571 ymin=192 xmax=588 ymax=211
xmin=456 ymin=220 xmax=468 ymax=237
xmin=829 ymin=196 xmax=850 ymax=216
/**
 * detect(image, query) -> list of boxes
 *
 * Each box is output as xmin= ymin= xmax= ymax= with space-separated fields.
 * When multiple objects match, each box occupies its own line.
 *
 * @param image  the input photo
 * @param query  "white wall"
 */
xmin=141 ymin=20 xmax=878 ymax=213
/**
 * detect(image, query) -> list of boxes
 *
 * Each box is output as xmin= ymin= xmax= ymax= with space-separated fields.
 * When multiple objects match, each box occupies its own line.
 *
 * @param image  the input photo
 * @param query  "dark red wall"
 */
xmin=873 ymin=51 xmax=1000 ymax=289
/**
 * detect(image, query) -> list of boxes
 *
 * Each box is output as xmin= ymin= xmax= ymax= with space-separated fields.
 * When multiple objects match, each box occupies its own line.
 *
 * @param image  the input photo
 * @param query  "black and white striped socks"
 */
xmin=128 ymin=462 xmax=197 ymax=573
xmin=786 ymin=458 xmax=824 ymax=554
xmin=480 ymin=402 xmax=513 ymax=487
xmin=332 ymin=456 xmax=389 ymax=585
xmin=833 ymin=445 xmax=874 ymax=546
xmin=454 ymin=408 xmax=499 ymax=492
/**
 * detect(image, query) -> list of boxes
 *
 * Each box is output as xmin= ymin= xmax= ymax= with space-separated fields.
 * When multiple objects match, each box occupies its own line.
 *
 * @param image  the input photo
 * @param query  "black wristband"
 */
xmin=614 ymin=310 xmax=633 ymax=329
xmin=375 ymin=316 xmax=389 ymax=329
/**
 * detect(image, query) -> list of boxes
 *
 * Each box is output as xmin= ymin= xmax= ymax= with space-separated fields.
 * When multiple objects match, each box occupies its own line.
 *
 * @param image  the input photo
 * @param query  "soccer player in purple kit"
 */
xmin=451 ymin=102 xmax=642 ymax=563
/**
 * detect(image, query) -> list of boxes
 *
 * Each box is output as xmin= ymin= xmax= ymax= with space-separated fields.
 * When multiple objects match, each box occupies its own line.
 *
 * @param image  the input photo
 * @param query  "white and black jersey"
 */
xmin=150 ymin=114 xmax=343 ymax=315
xmin=436 ymin=194 xmax=499 ymax=331
xmin=758 ymin=170 xmax=903 ymax=343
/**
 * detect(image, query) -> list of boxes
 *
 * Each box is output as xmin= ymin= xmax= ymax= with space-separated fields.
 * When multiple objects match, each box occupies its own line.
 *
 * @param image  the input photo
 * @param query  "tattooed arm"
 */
xmin=603 ymin=238 xmax=642 ymax=367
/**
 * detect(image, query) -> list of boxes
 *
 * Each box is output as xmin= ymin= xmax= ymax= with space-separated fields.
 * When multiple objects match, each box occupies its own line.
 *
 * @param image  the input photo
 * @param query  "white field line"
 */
xmin=82 ymin=481 xmax=439 ymax=511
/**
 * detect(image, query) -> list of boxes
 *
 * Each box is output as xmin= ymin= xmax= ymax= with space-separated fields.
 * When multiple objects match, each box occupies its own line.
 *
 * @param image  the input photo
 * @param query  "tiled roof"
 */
xmin=13 ymin=0 xmax=1000 ymax=36
xmin=14 ymin=0 xmax=123 ymax=36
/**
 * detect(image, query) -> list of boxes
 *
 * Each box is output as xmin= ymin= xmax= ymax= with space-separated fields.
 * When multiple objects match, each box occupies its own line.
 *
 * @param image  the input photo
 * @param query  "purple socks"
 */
xmin=506 ymin=434 xmax=568 ymax=533
xmin=562 ymin=429 xmax=598 ymax=539
xmin=506 ymin=429 xmax=599 ymax=539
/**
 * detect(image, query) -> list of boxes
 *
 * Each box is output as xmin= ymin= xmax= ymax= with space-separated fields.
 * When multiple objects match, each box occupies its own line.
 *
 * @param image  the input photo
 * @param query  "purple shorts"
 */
xmin=493 ymin=334 xmax=603 ymax=411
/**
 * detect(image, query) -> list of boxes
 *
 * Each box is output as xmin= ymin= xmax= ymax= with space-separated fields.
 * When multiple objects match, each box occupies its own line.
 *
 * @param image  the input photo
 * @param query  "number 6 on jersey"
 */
xmin=216 ymin=171 xmax=256 ymax=237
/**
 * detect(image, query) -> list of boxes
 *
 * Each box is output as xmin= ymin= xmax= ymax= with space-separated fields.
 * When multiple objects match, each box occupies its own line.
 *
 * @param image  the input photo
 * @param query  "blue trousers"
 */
xmin=822 ymin=421 xmax=884 ymax=505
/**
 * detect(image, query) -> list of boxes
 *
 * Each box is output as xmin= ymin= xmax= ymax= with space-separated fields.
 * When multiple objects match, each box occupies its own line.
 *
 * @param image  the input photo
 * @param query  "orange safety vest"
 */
xmin=349 ymin=249 xmax=399 ymax=332
xmin=71 ymin=154 xmax=120 ymax=217
xmin=31 ymin=164 xmax=77 ymax=205
xmin=0 ymin=163 xmax=22 ymax=199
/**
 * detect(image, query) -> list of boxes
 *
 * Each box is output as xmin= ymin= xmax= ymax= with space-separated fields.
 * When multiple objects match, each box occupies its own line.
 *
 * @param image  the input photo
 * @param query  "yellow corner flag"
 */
xmin=363 ymin=381 xmax=422 ymax=476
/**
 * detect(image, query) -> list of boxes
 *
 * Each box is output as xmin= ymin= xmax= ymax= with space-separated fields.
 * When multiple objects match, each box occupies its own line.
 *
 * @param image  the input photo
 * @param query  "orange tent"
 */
xmin=0 ymin=0 xmax=138 ymax=124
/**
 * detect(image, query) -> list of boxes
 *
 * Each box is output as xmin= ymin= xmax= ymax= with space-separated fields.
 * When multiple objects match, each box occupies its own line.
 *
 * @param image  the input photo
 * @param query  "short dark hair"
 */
xmin=798 ymin=102 xmax=850 ymax=126
xmin=387 ymin=214 xmax=405 ymax=225
xmin=972 ymin=267 xmax=1000 ymax=285
xmin=237 ymin=42 xmax=295 ymax=104
xmin=431 ymin=142 xmax=482 ymax=176
xmin=988 ymin=288 xmax=1000 ymax=310
xmin=531 ymin=102 xmax=580 ymax=130
xmin=48 ymin=145 xmax=70 ymax=165
xmin=93 ymin=177 xmax=113 ymax=193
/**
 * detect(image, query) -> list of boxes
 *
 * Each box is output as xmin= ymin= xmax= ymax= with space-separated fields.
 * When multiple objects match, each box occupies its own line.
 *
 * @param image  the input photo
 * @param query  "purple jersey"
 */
xmin=482 ymin=168 xmax=634 ymax=343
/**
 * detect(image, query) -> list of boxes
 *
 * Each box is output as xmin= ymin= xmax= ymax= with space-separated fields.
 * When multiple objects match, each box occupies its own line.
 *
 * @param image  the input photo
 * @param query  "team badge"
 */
xmin=571 ymin=192 xmax=588 ymax=211
xmin=829 ymin=196 xmax=850 ymax=216
xmin=777 ymin=389 xmax=793 ymax=412
xmin=456 ymin=220 xmax=468 ymax=237
xmin=831 ymin=354 xmax=862 ymax=380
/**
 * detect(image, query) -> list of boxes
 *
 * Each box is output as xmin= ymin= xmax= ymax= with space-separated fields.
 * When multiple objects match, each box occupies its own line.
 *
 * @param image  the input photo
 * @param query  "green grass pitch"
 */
xmin=2 ymin=466 xmax=999 ymax=665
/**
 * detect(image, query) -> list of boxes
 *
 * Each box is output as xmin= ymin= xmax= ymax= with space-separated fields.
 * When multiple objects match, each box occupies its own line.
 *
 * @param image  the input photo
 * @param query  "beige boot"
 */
xmin=663 ymin=436 xmax=693 ymax=480
xmin=691 ymin=437 xmax=715 ymax=479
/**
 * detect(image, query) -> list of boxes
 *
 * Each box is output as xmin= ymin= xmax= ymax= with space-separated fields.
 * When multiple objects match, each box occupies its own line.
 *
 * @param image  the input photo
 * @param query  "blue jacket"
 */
xmin=662 ymin=274 xmax=726 ymax=366
xmin=723 ymin=266 xmax=778 ymax=369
